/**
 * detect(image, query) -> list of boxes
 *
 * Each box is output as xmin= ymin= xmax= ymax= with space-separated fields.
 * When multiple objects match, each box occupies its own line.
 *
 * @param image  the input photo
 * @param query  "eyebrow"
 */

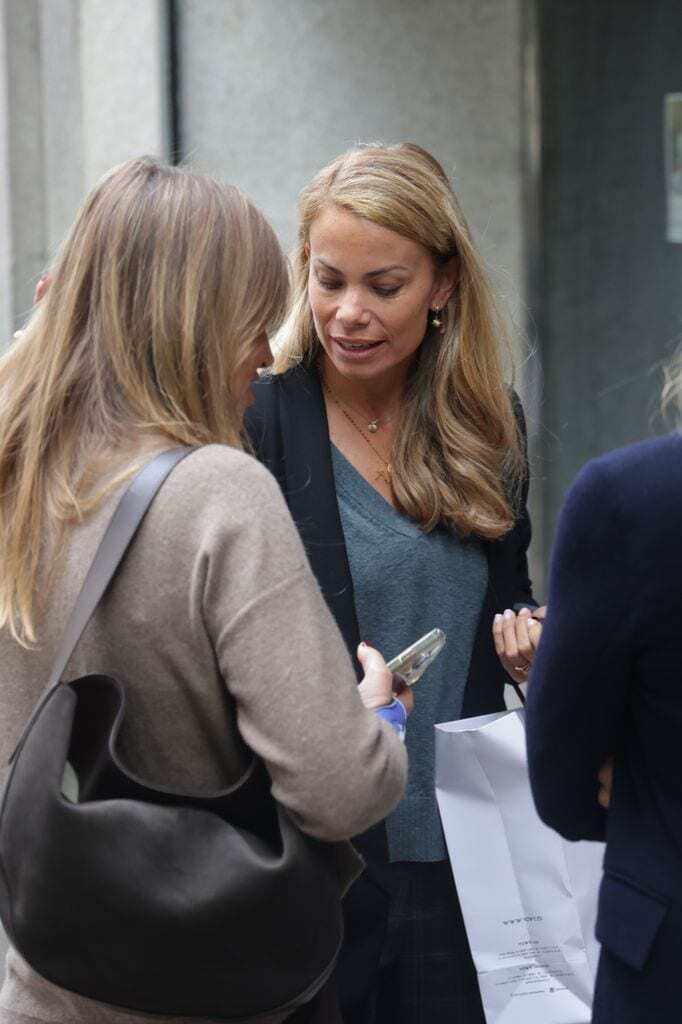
xmin=314 ymin=258 xmax=409 ymax=277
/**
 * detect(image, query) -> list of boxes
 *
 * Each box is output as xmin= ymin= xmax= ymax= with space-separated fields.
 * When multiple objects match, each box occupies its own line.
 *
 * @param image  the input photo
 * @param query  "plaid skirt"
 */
xmin=339 ymin=860 xmax=485 ymax=1024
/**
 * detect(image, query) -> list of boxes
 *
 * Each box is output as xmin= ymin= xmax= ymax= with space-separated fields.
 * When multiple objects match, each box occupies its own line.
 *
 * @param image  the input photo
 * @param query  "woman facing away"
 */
xmin=0 ymin=157 xmax=408 ymax=1024
xmin=245 ymin=142 xmax=544 ymax=1024
xmin=525 ymin=363 xmax=682 ymax=1024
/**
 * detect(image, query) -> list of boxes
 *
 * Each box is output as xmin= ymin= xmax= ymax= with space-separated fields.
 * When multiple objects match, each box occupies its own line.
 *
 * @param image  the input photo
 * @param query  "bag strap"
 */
xmin=8 ymin=447 xmax=192 ymax=765
xmin=510 ymin=681 xmax=526 ymax=705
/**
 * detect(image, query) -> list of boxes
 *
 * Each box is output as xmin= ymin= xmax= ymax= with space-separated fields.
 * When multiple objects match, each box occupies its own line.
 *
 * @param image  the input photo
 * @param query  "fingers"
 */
xmin=492 ymin=609 xmax=534 ymax=684
xmin=515 ymin=608 xmax=534 ymax=666
xmin=356 ymin=641 xmax=386 ymax=676
xmin=356 ymin=641 xmax=394 ymax=710
xmin=528 ymin=618 xmax=543 ymax=650
xmin=492 ymin=611 xmax=506 ymax=659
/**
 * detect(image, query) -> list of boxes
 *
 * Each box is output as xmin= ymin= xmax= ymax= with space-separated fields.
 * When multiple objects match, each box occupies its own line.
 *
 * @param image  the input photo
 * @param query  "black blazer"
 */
xmin=245 ymin=362 xmax=536 ymax=720
xmin=245 ymin=362 xmax=537 ymax=1017
xmin=526 ymin=433 xmax=682 ymax=1024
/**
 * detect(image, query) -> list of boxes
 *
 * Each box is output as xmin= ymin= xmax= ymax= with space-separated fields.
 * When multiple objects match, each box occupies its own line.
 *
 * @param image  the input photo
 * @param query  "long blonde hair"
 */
xmin=662 ymin=347 xmax=682 ymax=424
xmin=274 ymin=142 xmax=525 ymax=539
xmin=0 ymin=157 xmax=288 ymax=645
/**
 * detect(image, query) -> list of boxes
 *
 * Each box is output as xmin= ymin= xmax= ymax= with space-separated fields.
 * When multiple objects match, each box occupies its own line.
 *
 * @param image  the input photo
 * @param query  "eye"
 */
xmin=317 ymin=277 xmax=342 ymax=291
xmin=373 ymin=285 xmax=401 ymax=297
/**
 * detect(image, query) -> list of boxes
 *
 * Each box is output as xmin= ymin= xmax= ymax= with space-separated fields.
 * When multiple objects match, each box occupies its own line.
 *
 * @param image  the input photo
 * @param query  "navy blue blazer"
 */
xmin=526 ymin=433 xmax=682 ymax=1024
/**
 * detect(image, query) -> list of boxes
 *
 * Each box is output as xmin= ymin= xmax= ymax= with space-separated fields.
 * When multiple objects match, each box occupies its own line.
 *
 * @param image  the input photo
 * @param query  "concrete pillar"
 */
xmin=0 ymin=0 xmax=170 ymax=344
xmin=80 ymin=0 xmax=170 ymax=189
xmin=2 ymin=0 xmax=48 ymax=333
xmin=0 ymin=1 xmax=12 ymax=347
xmin=178 ymin=0 xmax=525 ymax=296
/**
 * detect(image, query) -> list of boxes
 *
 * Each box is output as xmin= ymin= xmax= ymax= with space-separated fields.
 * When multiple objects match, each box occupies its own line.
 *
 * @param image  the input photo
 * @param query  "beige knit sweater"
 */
xmin=0 ymin=445 xmax=407 ymax=1024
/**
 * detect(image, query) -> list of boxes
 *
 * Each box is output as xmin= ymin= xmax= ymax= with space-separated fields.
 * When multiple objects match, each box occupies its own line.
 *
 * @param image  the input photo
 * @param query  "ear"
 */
xmin=430 ymin=258 xmax=457 ymax=310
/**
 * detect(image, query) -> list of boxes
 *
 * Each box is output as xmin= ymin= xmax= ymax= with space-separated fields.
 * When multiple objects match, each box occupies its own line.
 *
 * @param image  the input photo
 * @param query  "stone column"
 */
xmin=0 ymin=0 xmax=170 ymax=345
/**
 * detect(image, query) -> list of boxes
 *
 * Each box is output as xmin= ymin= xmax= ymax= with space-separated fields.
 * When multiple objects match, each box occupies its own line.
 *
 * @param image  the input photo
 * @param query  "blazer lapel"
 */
xmin=278 ymin=364 xmax=362 ymax=676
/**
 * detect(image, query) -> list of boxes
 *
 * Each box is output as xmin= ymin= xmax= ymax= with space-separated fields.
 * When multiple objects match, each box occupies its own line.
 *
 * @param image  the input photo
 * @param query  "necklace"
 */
xmin=322 ymin=380 xmax=394 ymax=485
xmin=321 ymin=384 xmax=393 ymax=434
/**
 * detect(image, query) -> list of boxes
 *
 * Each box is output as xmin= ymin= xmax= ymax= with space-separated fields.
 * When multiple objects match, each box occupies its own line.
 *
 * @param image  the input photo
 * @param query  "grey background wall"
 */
xmin=177 ymin=0 xmax=526 ymax=281
xmin=0 ymin=0 xmax=170 ymax=340
xmin=538 ymin=0 xmax=682 ymax=555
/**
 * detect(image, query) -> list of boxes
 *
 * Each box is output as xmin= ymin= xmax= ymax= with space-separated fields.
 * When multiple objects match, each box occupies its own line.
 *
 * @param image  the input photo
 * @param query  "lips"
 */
xmin=331 ymin=337 xmax=384 ymax=353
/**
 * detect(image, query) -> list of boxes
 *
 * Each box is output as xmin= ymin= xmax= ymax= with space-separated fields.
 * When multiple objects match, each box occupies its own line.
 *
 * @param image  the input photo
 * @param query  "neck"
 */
xmin=319 ymin=355 xmax=408 ymax=419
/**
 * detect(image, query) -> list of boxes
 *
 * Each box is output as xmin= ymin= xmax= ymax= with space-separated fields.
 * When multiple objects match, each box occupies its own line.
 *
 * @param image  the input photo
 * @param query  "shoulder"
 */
xmin=245 ymin=362 xmax=326 ymax=469
xmin=140 ymin=444 xmax=310 ymax=584
xmin=570 ymin=433 xmax=682 ymax=511
xmin=589 ymin=431 xmax=682 ymax=476
xmin=556 ymin=433 xmax=682 ymax=566
xmin=249 ymin=362 xmax=318 ymax=412
xmin=154 ymin=444 xmax=293 ymax=531
xmin=168 ymin=443 xmax=282 ymax=496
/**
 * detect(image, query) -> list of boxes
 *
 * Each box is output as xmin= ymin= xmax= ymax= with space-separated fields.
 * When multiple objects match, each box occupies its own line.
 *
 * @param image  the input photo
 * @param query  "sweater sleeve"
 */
xmin=198 ymin=455 xmax=407 ymax=842
xmin=525 ymin=457 xmax=635 ymax=841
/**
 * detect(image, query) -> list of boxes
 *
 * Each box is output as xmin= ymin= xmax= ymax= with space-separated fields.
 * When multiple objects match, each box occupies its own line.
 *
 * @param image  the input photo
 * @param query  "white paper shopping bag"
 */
xmin=435 ymin=709 xmax=604 ymax=1024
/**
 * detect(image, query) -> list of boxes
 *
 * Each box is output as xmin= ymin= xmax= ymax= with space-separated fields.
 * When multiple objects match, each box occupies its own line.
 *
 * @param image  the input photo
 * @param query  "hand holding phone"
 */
xmin=387 ymin=628 xmax=446 ymax=686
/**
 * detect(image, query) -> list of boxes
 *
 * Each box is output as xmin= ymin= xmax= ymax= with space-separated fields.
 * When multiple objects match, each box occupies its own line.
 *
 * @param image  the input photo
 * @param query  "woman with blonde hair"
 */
xmin=0 ymin=157 xmax=408 ymax=1024
xmin=246 ymin=142 xmax=542 ymax=1023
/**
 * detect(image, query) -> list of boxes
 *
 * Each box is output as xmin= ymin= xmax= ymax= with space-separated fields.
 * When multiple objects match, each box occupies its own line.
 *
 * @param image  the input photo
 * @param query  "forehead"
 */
xmin=308 ymin=204 xmax=429 ymax=272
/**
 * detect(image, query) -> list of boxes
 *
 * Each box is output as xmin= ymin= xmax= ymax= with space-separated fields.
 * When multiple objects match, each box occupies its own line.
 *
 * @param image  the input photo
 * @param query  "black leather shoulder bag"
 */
xmin=0 ymin=449 xmax=343 ymax=1021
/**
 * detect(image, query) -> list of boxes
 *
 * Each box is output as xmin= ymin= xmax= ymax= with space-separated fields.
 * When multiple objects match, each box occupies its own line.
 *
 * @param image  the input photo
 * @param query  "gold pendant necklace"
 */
xmin=321 ymin=377 xmax=393 ymax=434
xmin=322 ymin=380 xmax=393 ymax=484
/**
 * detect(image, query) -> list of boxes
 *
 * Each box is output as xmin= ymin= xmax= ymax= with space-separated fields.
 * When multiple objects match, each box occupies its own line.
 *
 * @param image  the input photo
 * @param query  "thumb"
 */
xmin=357 ymin=640 xmax=381 ymax=673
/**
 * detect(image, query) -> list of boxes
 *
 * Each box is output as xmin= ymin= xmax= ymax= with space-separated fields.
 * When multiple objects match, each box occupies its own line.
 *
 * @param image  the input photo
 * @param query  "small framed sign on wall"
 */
xmin=665 ymin=93 xmax=682 ymax=243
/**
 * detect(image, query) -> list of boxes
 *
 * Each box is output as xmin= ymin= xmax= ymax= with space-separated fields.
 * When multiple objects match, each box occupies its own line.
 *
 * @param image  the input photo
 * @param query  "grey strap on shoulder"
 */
xmin=8 ymin=447 xmax=193 ymax=765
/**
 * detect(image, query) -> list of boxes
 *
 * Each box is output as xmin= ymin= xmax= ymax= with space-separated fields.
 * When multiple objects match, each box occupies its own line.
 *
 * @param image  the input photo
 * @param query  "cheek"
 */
xmin=390 ymin=298 xmax=429 ymax=342
xmin=308 ymin=282 xmax=328 ymax=319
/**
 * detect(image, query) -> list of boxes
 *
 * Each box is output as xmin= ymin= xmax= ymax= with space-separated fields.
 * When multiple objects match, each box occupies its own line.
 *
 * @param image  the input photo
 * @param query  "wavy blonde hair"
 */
xmin=274 ymin=142 xmax=525 ymax=538
xmin=662 ymin=347 xmax=682 ymax=424
xmin=0 ymin=156 xmax=288 ymax=645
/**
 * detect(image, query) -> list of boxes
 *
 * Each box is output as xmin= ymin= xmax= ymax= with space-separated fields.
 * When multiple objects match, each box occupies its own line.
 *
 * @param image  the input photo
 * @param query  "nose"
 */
xmin=336 ymin=288 xmax=371 ymax=327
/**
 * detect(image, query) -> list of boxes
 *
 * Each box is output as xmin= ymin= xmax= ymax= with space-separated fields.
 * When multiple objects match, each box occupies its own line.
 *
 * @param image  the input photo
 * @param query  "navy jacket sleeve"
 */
xmin=525 ymin=456 xmax=635 ymax=841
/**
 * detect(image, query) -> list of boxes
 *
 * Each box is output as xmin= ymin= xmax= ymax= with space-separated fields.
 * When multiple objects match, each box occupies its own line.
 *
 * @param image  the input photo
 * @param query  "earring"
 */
xmin=430 ymin=307 xmax=445 ymax=334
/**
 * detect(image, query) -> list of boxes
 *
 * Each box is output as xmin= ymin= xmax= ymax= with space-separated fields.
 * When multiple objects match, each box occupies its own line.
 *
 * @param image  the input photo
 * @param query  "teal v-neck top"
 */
xmin=332 ymin=445 xmax=488 ymax=861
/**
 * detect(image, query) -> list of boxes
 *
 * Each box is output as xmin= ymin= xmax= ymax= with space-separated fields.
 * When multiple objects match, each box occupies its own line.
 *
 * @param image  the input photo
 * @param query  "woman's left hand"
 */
xmin=492 ymin=606 xmax=546 ymax=684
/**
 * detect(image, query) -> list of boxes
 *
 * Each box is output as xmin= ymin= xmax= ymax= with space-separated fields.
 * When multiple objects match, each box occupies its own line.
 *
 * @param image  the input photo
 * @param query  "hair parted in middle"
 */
xmin=0 ymin=156 xmax=289 ymax=645
xmin=273 ymin=141 xmax=525 ymax=540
